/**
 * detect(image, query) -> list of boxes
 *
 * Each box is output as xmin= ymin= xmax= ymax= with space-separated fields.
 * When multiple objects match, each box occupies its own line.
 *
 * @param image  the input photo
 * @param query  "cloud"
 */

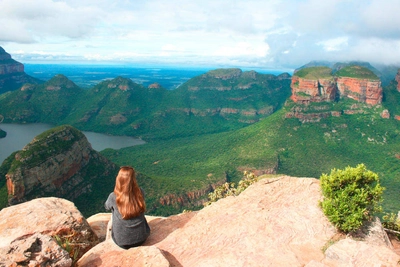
xmin=1 ymin=0 xmax=400 ymax=68
xmin=0 ymin=0 xmax=103 ymax=43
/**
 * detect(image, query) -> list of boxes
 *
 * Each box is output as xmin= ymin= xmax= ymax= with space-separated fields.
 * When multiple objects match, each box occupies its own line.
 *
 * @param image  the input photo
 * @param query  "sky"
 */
xmin=1 ymin=0 xmax=400 ymax=69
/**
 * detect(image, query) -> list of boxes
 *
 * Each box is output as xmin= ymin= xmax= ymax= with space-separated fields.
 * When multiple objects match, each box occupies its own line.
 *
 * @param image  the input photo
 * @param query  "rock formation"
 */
xmin=0 ymin=197 xmax=99 ymax=266
xmin=336 ymin=77 xmax=382 ymax=105
xmin=396 ymin=69 xmax=400 ymax=92
xmin=2 ymin=125 xmax=118 ymax=207
xmin=290 ymin=76 xmax=337 ymax=104
xmin=290 ymin=65 xmax=383 ymax=106
xmin=0 ymin=46 xmax=40 ymax=94
xmin=78 ymin=176 xmax=399 ymax=267
xmin=1 ymin=176 xmax=399 ymax=266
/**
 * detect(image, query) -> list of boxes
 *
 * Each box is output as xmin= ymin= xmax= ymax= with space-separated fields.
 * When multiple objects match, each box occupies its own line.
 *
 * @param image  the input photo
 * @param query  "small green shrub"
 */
xmin=204 ymin=171 xmax=259 ymax=206
xmin=382 ymin=212 xmax=400 ymax=238
xmin=54 ymin=234 xmax=80 ymax=264
xmin=320 ymin=164 xmax=384 ymax=233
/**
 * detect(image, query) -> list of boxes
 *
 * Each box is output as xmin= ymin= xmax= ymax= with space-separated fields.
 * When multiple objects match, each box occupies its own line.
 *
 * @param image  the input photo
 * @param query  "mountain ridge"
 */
xmin=1 ymin=51 xmax=400 ymax=216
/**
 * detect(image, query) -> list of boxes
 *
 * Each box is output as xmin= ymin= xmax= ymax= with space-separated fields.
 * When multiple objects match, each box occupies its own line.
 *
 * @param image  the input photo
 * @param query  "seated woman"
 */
xmin=105 ymin=166 xmax=150 ymax=249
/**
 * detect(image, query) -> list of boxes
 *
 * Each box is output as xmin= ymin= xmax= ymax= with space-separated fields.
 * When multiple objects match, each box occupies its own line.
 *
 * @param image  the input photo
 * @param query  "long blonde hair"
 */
xmin=114 ymin=166 xmax=146 ymax=219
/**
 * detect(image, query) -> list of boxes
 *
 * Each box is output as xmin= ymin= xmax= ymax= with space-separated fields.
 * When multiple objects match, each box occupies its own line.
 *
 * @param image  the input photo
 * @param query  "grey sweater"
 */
xmin=104 ymin=192 xmax=150 ymax=248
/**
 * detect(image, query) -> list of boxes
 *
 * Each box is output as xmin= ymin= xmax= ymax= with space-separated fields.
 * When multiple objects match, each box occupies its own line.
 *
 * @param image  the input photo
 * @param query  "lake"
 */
xmin=0 ymin=123 xmax=145 ymax=163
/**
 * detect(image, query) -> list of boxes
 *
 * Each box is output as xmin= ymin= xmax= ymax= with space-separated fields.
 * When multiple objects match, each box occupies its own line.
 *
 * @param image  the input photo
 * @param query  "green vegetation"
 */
xmin=382 ymin=212 xmax=400 ymax=238
xmin=103 ymin=94 xmax=400 ymax=215
xmin=204 ymin=171 xmax=261 ymax=206
xmin=54 ymin=234 xmax=80 ymax=265
xmin=294 ymin=66 xmax=333 ymax=79
xmin=335 ymin=65 xmax=379 ymax=80
xmin=1 ymin=66 xmax=400 ymax=218
xmin=320 ymin=164 xmax=384 ymax=233
xmin=0 ymin=70 xmax=291 ymax=141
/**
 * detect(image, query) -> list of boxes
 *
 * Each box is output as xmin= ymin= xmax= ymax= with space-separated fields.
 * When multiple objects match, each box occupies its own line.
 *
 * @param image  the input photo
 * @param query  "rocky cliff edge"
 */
xmin=1 ymin=176 xmax=399 ymax=267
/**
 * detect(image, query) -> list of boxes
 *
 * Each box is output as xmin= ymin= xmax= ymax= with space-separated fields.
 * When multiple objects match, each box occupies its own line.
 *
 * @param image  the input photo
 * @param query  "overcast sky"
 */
xmin=1 ymin=0 xmax=400 ymax=69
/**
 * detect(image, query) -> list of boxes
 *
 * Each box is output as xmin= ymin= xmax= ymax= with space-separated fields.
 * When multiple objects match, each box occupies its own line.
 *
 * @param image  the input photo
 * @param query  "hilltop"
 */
xmin=0 ymin=68 xmax=291 ymax=141
xmin=0 ymin=125 xmax=119 ymax=214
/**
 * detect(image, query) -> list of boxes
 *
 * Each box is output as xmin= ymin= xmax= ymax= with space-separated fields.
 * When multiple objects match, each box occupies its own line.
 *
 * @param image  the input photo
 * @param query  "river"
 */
xmin=0 ymin=123 xmax=145 ymax=163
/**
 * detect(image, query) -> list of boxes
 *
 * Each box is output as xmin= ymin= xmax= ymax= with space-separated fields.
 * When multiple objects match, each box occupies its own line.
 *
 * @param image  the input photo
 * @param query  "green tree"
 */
xmin=320 ymin=164 xmax=384 ymax=233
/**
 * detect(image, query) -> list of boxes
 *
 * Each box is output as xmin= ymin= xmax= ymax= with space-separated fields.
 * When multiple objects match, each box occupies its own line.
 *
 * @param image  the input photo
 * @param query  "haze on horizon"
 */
xmin=1 ymin=0 xmax=400 ymax=70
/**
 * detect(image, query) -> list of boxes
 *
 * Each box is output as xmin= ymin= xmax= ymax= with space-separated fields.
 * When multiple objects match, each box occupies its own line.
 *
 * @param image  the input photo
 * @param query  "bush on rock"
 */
xmin=320 ymin=164 xmax=384 ymax=233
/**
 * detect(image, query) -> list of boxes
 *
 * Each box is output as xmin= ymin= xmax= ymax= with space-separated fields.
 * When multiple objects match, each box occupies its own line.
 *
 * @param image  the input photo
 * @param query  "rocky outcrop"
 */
xmin=3 ymin=125 xmax=118 ymax=206
xmin=1 ymin=176 xmax=399 ymax=266
xmin=290 ymin=76 xmax=337 ymax=104
xmin=396 ymin=69 xmax=400 ymax=92
xmin=0 ymin=46 xmax=41 ymax=93
xmin=0 ymin=47 xmax=24 ymax=75
xmin=0 ymin=197 xmax=99 ymax=266
xmin=80 ymin=176 xmax=399 ymax=266
xmin=336 ymin=77 xmax=382 ymax=105
xmin=290 ymin=65 xmax=383 ymax=106
xmin=381 ymin=109 xmax=390 ymax=119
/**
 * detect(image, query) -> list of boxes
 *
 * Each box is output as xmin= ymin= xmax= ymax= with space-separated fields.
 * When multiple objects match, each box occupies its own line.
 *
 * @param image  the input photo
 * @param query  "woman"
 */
xmin=105 ymin=166 xmax=150 ymax=249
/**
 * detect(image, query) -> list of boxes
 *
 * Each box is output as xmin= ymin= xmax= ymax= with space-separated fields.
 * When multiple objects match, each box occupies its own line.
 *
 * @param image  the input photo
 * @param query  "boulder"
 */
xmin=86 ymin=213 xmax=112 ymax=242
xmin=0 ymin=233 xmax=72 ymax=267
xmin=0 ymin=197 xmax=99 ymax=265
xmin=77 ymin=240 xmax=169 ymax=267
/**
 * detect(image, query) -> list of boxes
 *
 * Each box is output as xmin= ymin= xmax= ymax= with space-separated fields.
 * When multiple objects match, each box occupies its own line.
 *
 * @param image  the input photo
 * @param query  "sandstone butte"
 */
xmin=290 ymin=67 xmax=383 ymax=106
xmin=1 ymin=176 xmax=399 ymax=267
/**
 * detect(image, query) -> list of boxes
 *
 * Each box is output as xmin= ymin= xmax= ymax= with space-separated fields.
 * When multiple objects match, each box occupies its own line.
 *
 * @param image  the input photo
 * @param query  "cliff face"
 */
xmin=0 ymin=46 xmax=41 ymax=93
xmin=396 ymin=69 xmax=400 ymax=92
xmin=4 ymin=125 xmax=118 ymax=206
xmin=290 ymin=65 xmax=383 ymax=106
xmin=290 ymin=76 xmax=337 ymax=104
xmin=336 ymin=77 xmax=383 ymax=105
xmin=0 ymin=47 xmax=24 ymax=75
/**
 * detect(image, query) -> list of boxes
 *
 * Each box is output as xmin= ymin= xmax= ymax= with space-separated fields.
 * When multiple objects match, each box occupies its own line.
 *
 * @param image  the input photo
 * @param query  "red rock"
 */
xmin=0 ymin=197 xmax=99 ymax=262
xmin=336 ymin=77 xmax=382 ymax=105
xmin=290 ymin=72 xmax=383 ymax=106
xmin=291 ymin=76 xmax=337 ymax=104
xmin=381 ymin=109 xmax=390 ymax=119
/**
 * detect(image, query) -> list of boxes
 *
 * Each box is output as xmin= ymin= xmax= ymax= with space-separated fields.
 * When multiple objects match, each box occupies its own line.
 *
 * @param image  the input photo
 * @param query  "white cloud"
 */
xmin=1 ymin=0 xmax=400 ymax=68
xmin=317 ymin=37 xmax=349 ymax=52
